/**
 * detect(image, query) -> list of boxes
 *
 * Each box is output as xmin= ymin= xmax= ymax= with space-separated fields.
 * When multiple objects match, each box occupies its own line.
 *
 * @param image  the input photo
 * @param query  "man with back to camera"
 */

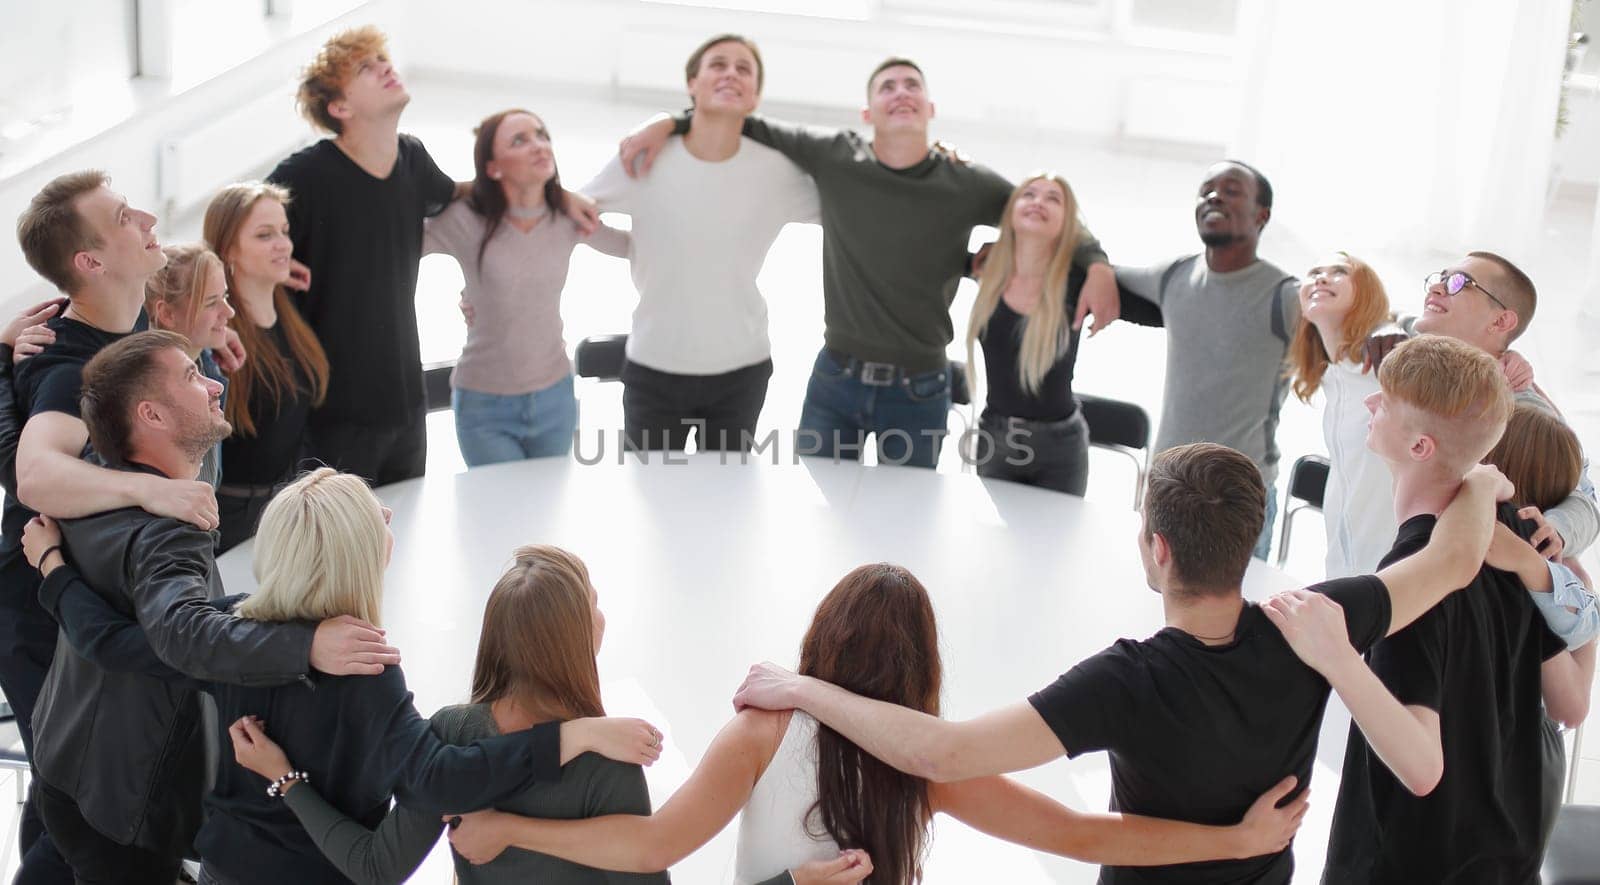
xmin=731 ymin=433 xmax=1510 ymax=881
xmin=620 ymin=55 xmax=1120 ymax=468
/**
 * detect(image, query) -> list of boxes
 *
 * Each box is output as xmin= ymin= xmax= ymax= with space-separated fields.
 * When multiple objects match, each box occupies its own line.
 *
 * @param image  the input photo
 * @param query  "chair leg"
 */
xmin=1568 ymin=721 xmax=1585 ymax=804
xmin=1275 ymin=507 xmax=1297 ymax=569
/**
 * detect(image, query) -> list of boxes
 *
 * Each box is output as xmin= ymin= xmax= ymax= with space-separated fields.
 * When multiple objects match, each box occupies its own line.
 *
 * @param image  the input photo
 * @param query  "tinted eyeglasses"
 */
xmin=1425 ymin=270 xmax=1508 ymax=311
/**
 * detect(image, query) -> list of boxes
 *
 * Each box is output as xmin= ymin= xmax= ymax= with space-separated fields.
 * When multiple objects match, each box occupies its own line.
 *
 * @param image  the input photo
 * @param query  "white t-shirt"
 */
xmin=1321 ymin=358 xmax=1397 ymax=578
xmin=581 ymin=137 xmax=819 ymax=375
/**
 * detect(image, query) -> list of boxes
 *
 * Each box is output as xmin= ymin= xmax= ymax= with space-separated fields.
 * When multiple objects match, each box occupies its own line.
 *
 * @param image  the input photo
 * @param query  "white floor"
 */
xmin=3 ymin=74 xmax=1599 ymax=882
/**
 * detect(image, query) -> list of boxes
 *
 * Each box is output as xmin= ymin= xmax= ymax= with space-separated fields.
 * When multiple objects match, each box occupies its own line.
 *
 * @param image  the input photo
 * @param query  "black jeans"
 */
xmin=975 ymin=409 xmax=1091 ymax=496
xmin=304 ymin=405 xmax=428 ymax=487
xmin=36 ymin=782 xmax=182 ymax=885
xmin=621 ymin=358 xmax=773 ymax=452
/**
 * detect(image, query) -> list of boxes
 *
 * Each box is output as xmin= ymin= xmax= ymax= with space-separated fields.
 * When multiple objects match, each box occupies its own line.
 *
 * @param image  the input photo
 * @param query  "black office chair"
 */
xmin=575 ymin=334 xmax=628 ymax=382
xmin=1544 ymin=803 xmax=1600 ymax=884
xmin=422 ymin=360 xmax=454 ymax=413
xmin=1275 ymin=454 xmax=1330 ymax=568
xmin=1077 ymin=393 xmax=1152 ymax=509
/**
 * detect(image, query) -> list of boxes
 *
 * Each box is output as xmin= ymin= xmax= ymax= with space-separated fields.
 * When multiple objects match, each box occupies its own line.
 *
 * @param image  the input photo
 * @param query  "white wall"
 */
xmin=0 ymin=1 xmax=401 ymax=312
xmin=398 ymin=0 xmax=1239 ymax=145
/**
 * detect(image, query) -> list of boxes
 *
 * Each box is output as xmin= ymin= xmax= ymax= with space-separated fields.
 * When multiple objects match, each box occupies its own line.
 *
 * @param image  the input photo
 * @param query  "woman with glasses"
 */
xmin=1285 ymin=252 xmax=1393 ymax=577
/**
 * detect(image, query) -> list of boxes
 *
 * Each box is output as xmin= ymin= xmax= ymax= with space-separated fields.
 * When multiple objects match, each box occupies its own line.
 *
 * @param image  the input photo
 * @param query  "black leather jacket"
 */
xmin=32 ymin=465 xmax=314 ymax=855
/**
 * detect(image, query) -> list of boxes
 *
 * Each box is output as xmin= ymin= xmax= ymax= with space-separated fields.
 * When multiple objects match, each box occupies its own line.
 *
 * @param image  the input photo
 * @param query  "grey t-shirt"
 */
xmin=282 ymin=703 xmax=667 ymax=884
xmin=1116 ymin=255 xmax=1299 ymax=486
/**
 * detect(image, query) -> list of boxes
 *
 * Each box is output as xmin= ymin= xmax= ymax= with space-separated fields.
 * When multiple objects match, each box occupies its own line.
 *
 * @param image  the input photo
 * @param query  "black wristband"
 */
xmin=37 ymin=544 xmax=63 ymax=571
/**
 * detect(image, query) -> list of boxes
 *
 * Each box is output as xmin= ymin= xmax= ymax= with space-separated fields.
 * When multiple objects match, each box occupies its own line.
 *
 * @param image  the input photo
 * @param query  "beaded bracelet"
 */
xmin=266 ymin=770 xmax=310 ymax=799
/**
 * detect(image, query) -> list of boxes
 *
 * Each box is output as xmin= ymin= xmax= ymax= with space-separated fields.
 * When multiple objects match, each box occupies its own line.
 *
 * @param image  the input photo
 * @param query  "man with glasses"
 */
xmin=1401 ymin=251 xmax=1597 ymax=561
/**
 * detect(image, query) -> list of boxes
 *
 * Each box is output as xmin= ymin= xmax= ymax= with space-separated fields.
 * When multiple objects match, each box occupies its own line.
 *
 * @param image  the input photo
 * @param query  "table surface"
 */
xmin=219 ymin=455 xmax=1344 ymax=884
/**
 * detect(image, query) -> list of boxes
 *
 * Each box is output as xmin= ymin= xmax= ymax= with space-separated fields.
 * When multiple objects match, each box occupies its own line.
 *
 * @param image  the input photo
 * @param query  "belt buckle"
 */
xmin=859 ymin=361 xmax=897 ymax=386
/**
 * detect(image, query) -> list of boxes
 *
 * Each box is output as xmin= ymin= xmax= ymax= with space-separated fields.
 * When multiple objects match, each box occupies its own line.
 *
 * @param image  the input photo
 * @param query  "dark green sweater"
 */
xmin=675 ymin=113 xmax=1108 ymax=371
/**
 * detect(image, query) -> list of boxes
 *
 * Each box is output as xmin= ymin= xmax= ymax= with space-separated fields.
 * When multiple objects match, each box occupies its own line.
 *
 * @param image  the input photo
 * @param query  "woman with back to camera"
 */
xmin=965 ymin=174 xmax=1104 ymax=496
xmin=232 ymin=543 xmax=868 ymax=885
xmin=203 ymin=182 xmax=330 ymax=551
xmin=232 ymin=544 xmax=671 ymax=884
xmin=427 ymin=108 xmax=628 ymax=466
xmin=44 ymin=464 xmax=661 ymax=885
xmin=443 ymin=563 xmax=1309 ymax=884
xmin=1284 ymin=252 xmax=1393 ymax=577
xmin=143 ymin=242 xmax=236 ymax=485
xmin=1479 ymin=401 xmax=1600 ymax=860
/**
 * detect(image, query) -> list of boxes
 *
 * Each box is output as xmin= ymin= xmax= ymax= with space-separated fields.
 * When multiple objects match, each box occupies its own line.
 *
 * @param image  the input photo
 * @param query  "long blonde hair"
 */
xmin=965 ymin=173 xmax=1081 ymax=396
xmin=237 ymin=468 xmax=386 ymax=626
xmin=144 ymin=243 xmax=223 ymax=341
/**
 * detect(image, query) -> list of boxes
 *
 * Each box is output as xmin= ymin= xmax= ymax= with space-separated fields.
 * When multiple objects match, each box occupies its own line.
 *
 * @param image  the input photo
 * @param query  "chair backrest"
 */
xmin=1078 ymin=394 xmax=1151 ymax=452
xmin=1287 ymin=455 xmax=1330 ymax=510
xmin=949 ymin=360 xmax=971 ymax=407
xmin=423 ymin=360 xmax=454 ymax=413
xmin=575 ymin=335 xmax=628 ymax=382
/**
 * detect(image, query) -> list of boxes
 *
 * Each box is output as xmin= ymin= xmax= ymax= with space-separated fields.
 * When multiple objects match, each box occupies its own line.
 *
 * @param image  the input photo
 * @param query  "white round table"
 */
xmin=220 ymin=455 xmax=1338 ymax=883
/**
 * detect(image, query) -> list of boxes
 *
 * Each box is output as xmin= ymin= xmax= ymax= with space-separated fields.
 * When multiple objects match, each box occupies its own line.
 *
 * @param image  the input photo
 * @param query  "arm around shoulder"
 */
xmin=132 ymin=520 xmax=313 ymax=683
xmin=1373 ymin=465 xmax=1507 ymax=635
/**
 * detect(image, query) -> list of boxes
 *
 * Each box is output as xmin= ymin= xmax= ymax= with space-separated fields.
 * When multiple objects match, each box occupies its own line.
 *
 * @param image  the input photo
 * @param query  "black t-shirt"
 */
xmin=266 ymin=135 xmax=454 ymax=428
xmin=219 ymin=321 xmax=314 ymax=486
xmin=979 ymin=266 xmax=1087 ymax=421
xmin=0 ymin=317 xmax=131 ymax=562
xmin=1323 ymin=507 xmax=1566 ymax=884
xmin=1029 ymin=576 xmax=1391 ymax=885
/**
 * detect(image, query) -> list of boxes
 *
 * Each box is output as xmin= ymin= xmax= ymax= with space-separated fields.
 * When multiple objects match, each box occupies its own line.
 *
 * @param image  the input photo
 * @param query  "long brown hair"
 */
xmin=203 ymin=182 xmax=329 ymax=437
xmin=965 ymin=174 xmax=1081 ymax=397
xmin=799 ymin=564 xmax=941 ymax=884
xmin=470 ymin=545 xmax=604 ymax=721
xmin=1485 ymin=403 xmax=1583 ymax=513
xmin=1287 ymin=252 xmax=1390 ymax=402
xmin=467 ymin=109 xmax=566 ymax=271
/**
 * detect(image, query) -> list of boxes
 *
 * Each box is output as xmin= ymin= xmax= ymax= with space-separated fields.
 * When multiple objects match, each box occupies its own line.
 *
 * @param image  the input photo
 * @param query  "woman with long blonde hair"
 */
xmin=964 ymin=174 xmax=1094 ymax=495
xmin=203 ymin=181 xmax=330 ymax=551
xmin=1284 ymin=252 xmax=1393 ymax=577
xmin=207 ymin=470 xmax=664 ymax=885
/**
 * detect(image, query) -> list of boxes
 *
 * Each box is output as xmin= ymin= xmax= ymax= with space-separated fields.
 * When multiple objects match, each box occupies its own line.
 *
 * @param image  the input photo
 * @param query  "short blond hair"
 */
xmin=1379 ymin=335 xmax=1513 ymax=470
xmin=238 ymin=468 xmax=386 ymax=626
xmin=297 ymin=25 xmax=389 ymax=134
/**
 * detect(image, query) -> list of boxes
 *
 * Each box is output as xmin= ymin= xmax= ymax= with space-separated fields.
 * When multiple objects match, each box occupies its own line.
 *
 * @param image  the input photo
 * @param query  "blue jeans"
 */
xmin=797 ymin=349 xmax=951 ymax=469
xmin=452 ymin=375 xmax=578 ymax=467
xmin=1253 ymin=482 xmax=1279 ymax=561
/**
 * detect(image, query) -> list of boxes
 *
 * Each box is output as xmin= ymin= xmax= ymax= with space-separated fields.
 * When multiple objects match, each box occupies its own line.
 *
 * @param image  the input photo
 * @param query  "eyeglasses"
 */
xmin=1425 ymin=270 xmax=1508 ymax=311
